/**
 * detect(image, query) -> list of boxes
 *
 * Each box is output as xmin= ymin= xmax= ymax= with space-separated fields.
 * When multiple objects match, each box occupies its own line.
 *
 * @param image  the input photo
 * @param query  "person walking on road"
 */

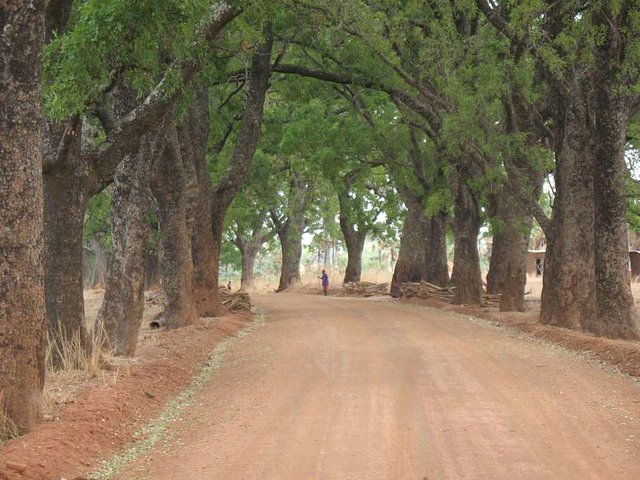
xmin=318 ymin=269 xmax=329 ymax=296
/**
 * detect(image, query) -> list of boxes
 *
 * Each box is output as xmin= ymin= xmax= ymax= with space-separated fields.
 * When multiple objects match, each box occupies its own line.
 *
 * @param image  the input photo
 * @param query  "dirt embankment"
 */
xmin=0 ymin=314 xmax=252 ymax=480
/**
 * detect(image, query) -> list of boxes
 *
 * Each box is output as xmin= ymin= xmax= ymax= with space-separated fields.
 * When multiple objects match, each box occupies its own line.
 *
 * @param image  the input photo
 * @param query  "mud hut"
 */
xmin=526 ymin=250 xmax=545 ymax=277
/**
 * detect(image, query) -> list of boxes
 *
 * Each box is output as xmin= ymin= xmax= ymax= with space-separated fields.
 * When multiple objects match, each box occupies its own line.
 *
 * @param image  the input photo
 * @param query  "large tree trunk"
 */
xmin=337 ymin=187 xmax=376 ymax=284
xmin=390 ymin=189 xmax=429 ymax=297
xmin=240 ymin=244 xmax=260 ymax=290
xmin=591 ymin=83 xmax=638 ymax=339
xmin=0 ymin=1 xmax=47 ymax=433
xmin=207 ymin=29 xmax=273 ymax=309
xmin=276 ymin=227 xmax=304 ymax=291
xmin=450 ymin=179 xmax=483 ymax=305
xmin=237 ymin=239 xmax=261 ymax=291
xmin=274 ymin=174 xmax=309 ymax=292
xmin=486 ymin=92 xmax=546 ymax=311
xmin=486 ymin=160 xmax=541 ymax=312
xmin=152 ymin=125 xmax=198 ymax=328
xmin=486 ymin=212 xmax=532 ymax=311
xmin=390 ymin=186 xmax=448 ymax=297
xmin=43 ymin=124 xmax=92 ymax=366
xmin=178 ymin=89 xmax=224 ymax=317
xmin=341 ymin=226 xmax=366 ymax=284
xmin=235 ymin=214 xmax=270 ymax=291
xmin=540 ymin=98 xmax=597 ymax=331
xmin=424 ymin=212 xmax=449 ymax=287
xmin=94 ymin=135 xmax=159 ymax=355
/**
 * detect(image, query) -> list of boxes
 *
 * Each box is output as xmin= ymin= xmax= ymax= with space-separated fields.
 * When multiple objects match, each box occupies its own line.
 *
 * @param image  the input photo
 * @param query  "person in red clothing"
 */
xmin=318 ymin=269 xmax=329 ymax=296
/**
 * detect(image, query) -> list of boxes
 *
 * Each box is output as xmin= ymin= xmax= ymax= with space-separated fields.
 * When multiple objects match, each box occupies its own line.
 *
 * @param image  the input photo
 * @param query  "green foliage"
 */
xmin=44 ymin=0 xmax=217 ymax=119
xmin=83 ymin=190 xmax=112 ymax=250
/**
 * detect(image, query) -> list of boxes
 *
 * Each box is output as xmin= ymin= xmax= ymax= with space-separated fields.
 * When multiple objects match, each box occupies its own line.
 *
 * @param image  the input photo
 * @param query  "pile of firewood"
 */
xmin=218 ymin=287 xmax=252 ymax=313
xmin=482 ymin=294 xmax=502 ymax=307
xmin=341 ymin=282 xmax=390 ymax=297
xmin=400 ymin=281 xmax=456 ymax=301
xmin=399 ymin=281 xmax=503 ymax=307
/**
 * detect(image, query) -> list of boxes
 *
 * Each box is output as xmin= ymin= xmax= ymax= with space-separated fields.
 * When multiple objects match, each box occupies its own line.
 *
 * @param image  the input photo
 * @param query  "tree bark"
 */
xmin=485 ymin=155 xmax=543 ymax=311
xmin=152 ymin=124 xmax=198 ymax=328
xmin=390 ymin=197 xmax=427 ymax=297
xmin=341 ymin=225 xmax=366 ymax=283
xmin=390 ymin=186 xmax=448 ymax=297
xmin=234 ymin=212 xmax=270 ymax=291
xmin=240 ymin=244 xmax=260 ymax=290
xmin=591 ymin=79 xmax=638 ymax=339
xmin=0 ymin=0 xmax=47 ymax=433
xmin=540 ymin=97 xmax=597 ymax=331
xmin=338 ymin=190 xmax=367 ymax=284
xmin=490 ymin=91 xmax=546 ymax=311
xmin=450 ymin=178 xmax=483 ymax=305
xmin=237 ymin=239 xmax=261 ymax=291
xmin=94 ymin=134 xmax=161 ymax=355
xmin=177 ymin=89 xmax=224 ymax=317
xmin=43 ymin=122 xmax=92 ymax=365
xmin=424 ymin=212 xmax=449 ymax=287
xmin=276 ymin=227 xmax=304 ymax=291
xmin=274 ymin=174 xmax=310 ymax=292
xmin=487 ymin=203 xmax=533 ymax=311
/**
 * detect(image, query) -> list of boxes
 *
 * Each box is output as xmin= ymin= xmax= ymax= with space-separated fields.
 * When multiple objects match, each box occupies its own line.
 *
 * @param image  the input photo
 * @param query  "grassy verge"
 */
xmin=90 ymin=313 xmax=264 ymax=479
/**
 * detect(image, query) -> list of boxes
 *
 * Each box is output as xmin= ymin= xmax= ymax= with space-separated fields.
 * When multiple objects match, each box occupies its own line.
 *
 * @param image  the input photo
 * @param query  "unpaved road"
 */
xmin=121 ymin=294 xmax=640 ymax=480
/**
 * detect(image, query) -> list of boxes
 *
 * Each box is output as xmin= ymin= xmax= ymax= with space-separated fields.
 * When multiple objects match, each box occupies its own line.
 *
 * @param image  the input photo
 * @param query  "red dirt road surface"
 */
xmin=119 ymin=293 xmax=640 ymax=480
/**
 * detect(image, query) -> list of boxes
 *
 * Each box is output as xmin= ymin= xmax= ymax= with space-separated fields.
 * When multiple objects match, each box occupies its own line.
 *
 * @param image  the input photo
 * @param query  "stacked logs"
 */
xmin=341 ymin=281 xmax=390 ymax=297
xmin=218 ymin=287 xmax=252 ymax=313
xmin=399 ymin=281 xmax=502 ymax=307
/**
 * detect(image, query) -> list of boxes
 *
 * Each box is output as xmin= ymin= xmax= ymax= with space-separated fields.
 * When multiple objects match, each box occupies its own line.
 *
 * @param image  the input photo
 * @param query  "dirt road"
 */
xmin=120 ymin=294 xmax=640 ymax=480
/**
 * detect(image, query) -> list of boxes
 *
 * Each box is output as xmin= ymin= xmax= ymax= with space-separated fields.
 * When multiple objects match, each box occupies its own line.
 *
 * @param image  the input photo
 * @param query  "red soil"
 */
xmin=0 ymin=314 xmax=251 ymax=480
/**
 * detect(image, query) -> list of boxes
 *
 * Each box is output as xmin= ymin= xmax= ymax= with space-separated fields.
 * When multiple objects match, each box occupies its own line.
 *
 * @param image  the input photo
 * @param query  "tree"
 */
xmin=477 ymin=0 xmax=640 ymax=337
xmin=224 ymin=153 xmax=278 ymax=290
xmin=94 ymin=130 xmax=164 ymax=354
xmin=42 ymin=0 xmax=239 ymax=341
xmin=200 ymin=26 xmax=274 ymax=315
xmin=0 ymin=0 xmax=47 ymax=433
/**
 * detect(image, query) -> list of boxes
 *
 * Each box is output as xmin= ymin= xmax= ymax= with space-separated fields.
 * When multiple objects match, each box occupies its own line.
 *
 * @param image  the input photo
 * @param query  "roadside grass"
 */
xmin=0 ymin=393 xmax=19 ymax=445
xmin=43 ymin=322 xmax=111 ymax=416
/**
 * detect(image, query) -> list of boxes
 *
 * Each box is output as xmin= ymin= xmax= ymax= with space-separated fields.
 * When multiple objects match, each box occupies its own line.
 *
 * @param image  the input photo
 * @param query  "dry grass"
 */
xmin=0 ymin=392 xmax=19 ymax=445
xmin=43 ymin=320 xmax=107 ymax=417
xmin=41 ymin=289 xmax=161 ymax=418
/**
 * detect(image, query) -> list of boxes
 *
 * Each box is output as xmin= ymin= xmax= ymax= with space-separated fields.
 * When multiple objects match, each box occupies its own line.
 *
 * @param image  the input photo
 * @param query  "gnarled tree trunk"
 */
xmin=274 ymin=174 xmax=310 ymax=292
xmin=450 ymin=179 xmax=482 ymax=305
xmin=95 ymin=134 xmax=161 ymax=355
xmin=390 ymin=186 xmax=448 ymax=297
xmin=486 ymin=211 xmax=531 ymax=311
xmin=486 ymin=91 xmax=546 ymax=311
xmin=390 ymin=199 xmax=428 ymax=297
xmin=540 ymin=97 xmax=597 ymax=331
xmin=236 ymin=238 xmax=262 ymax=291
xmin=234 ymin=212 xmax=271 ymax=291
xmin=276 ymin=226 xmax=304 ymax=291
xmin=0 ymin=0 xmax=47 ymax=433
xmin=152 ymin=125 xmax=198 ymax=328
xmin=341 ymin=225 xmax=367 ymax=284
xmin=177 ymin=88 xmax=221 ymax=317
xmin=591 ymin=81 xmax=638 ymax=339
xmin=43 ymin=121 xmax=92 ymax=365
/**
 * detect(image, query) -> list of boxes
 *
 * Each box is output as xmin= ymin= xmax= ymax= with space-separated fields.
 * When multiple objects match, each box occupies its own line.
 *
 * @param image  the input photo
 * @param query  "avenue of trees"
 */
xmin=2 ymin=0 xmax=640 ymax=436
